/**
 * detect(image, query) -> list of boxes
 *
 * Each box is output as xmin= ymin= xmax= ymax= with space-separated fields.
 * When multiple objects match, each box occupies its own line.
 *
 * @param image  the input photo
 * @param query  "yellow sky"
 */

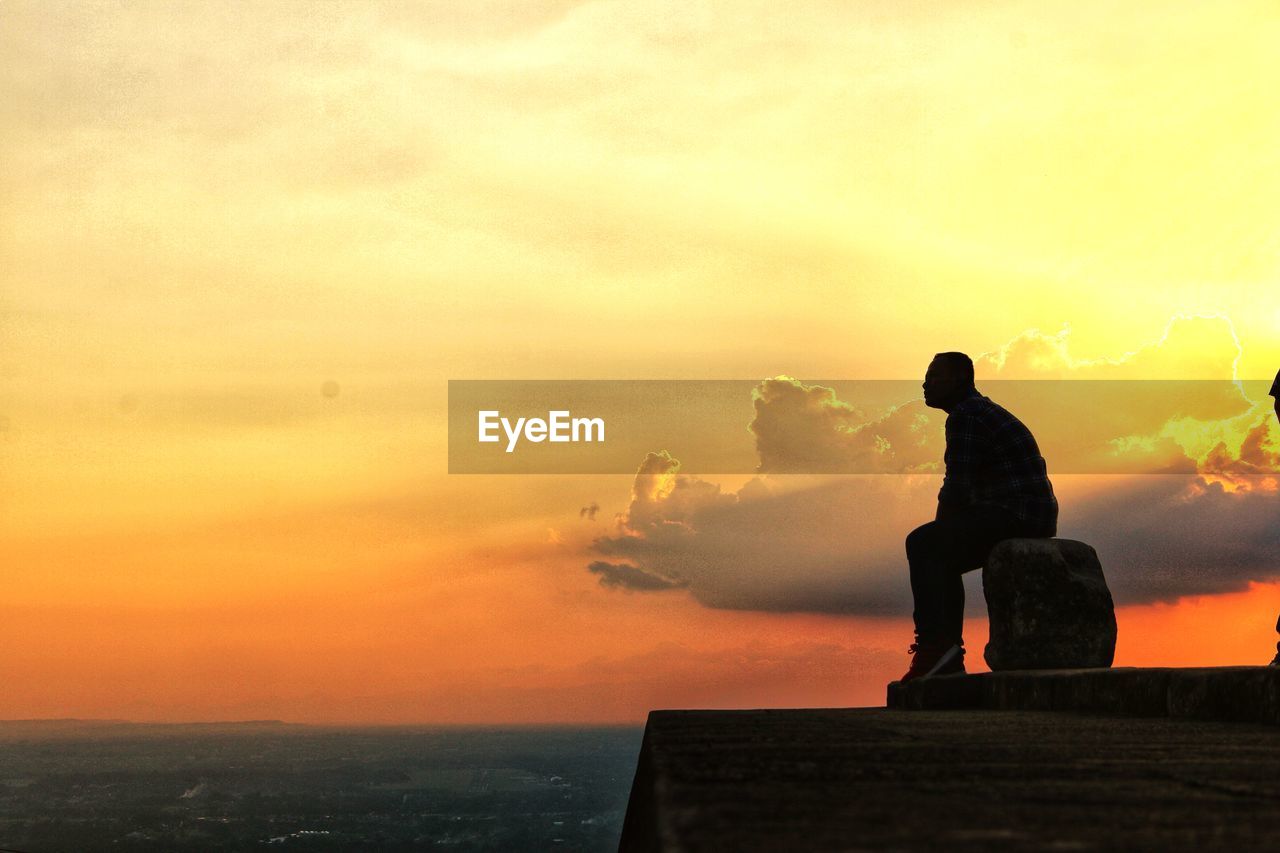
xmin=2 ymin=0 xmax=1280 ymax=722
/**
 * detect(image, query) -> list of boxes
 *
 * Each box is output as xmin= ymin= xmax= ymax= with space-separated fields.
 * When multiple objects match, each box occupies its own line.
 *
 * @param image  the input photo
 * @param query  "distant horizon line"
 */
xmin=0 ymin=716 xmax=648 ymax=729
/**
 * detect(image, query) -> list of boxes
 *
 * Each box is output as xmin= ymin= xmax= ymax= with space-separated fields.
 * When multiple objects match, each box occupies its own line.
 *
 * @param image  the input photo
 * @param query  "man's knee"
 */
xmin=905 ymin=522 xmax=937 ymax=560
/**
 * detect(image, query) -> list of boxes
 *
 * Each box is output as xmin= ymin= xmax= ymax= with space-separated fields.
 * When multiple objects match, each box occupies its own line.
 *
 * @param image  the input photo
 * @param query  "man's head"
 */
xmin=923 ymin=352 xmax=975 ymax=412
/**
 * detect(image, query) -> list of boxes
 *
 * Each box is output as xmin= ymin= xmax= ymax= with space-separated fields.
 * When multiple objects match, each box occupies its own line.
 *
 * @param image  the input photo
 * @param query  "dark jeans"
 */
xmin=906 ymin=503 xmax=1042 ymax=647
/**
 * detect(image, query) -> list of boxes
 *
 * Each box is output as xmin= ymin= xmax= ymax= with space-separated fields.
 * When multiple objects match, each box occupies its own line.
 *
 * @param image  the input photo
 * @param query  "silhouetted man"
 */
xmin=900 ymin=352 xmax=1058 ymax=682
xmin=1270 ymin=368 xmax=1280 ymax=666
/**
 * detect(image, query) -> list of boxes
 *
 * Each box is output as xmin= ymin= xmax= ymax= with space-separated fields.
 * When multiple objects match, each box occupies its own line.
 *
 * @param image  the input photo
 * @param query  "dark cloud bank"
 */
xmin=583 ymin=321 xmax=1280 ymax=615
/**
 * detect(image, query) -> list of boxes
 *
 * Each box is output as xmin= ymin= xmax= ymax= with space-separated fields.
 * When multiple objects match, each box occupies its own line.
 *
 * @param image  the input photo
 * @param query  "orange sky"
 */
xmin=2 ymin=0 xmax=1280 ymax=723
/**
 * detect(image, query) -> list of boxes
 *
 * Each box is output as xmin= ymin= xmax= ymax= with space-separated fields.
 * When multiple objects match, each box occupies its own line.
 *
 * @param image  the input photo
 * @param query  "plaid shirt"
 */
xmin=939 ymin=389 xmax=1058 ymax=536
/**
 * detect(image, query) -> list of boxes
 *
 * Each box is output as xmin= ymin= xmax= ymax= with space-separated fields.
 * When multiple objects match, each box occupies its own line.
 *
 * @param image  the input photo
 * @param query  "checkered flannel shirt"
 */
xmin=939 ymin=389 xmax=1058 ymax=536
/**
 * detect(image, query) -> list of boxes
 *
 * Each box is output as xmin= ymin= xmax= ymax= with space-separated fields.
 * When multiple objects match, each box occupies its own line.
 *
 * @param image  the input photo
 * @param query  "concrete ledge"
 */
xmin=887 ymin=670 xmax=985 ymax=710
xmin=1168 ymin=667 xmax=1280 ymax=724
xmin=887 ymin=666 xmax=1280 ymax=722
xmin=618 ymin=706 xmax=1280 ymax=851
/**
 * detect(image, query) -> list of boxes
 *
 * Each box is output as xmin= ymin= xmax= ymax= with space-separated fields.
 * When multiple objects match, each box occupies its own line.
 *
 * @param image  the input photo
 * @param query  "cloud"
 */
xmin=750 ymin=317 xmax=1267 ymax=476
xmin=1201 ymin=416 xmax=1280 ymax=487
xmin=586 ymin=318 xmax=1280 ymax=614
xmin=587 ymin=560 xmax=687 ymax=591
xmin=750 ymin=376 xmax=940 ymax=475
xmin=975 ymin=314 xmax=1243 ymax=380
xmin=590 ymin=458 xmax=928 ymax=614
xmin=1068 ymin=475 xmax=1280 ymax=604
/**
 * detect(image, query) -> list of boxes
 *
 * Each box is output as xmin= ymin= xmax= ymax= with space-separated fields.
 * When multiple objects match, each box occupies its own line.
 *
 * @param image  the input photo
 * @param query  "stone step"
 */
xmin=887 ymin=665 xmax=1280 ymax=723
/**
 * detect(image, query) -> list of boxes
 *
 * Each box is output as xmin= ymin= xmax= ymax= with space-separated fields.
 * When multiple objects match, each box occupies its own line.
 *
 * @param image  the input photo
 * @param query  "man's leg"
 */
xmin=1273 ymin=612 xmax=1280 ymax=665
xmin=907 ymin=505 xmax=1029 ymax=647
xmin=907 ymin=519 xmax=984 ymax=647
xmin=906 ymin=520 xmax=954 ymax=646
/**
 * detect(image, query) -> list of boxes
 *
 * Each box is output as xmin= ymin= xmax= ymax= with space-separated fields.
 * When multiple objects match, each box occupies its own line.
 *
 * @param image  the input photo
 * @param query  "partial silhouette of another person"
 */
xmin=899 ymin=352 xmax=1059 ymax=682
xmin=1270 ymin=367 xmax=1280 ymax=666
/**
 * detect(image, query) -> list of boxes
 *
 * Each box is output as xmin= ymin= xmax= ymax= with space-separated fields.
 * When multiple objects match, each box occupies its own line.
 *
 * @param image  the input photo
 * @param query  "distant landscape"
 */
xmin=0 ymin=720 xmax=643 ymax=851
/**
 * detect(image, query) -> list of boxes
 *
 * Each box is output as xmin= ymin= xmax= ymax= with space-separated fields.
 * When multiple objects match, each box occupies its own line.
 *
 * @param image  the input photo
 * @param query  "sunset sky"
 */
xmin=3 ymin=0 xmax=1280 ymax=724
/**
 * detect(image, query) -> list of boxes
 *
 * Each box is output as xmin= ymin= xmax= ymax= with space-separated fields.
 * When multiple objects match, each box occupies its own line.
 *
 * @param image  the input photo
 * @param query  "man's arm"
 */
xmin=937 ymin=408 xmax=984 ymax=521
xmin=1271 ymin=368 xmax=1279 ymax=424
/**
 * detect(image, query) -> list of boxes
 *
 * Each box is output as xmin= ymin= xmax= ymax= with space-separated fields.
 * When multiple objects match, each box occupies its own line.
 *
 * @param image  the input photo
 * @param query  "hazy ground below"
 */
xmin=0 ymin=719 xmax=642 ymax=852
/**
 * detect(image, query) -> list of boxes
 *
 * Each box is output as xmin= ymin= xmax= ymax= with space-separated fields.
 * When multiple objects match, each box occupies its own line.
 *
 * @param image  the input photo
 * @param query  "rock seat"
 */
xmin=983 ymin=538 xmax=1117 ymax=671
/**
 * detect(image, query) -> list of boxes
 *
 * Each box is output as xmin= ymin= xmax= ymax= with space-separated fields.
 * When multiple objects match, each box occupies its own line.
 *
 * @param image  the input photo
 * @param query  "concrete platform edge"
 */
xmin=886 ymin=666 xmax=1280 ymax=723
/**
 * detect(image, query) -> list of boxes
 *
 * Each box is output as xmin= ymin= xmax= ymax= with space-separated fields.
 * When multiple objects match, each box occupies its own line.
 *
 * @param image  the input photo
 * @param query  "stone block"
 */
xmin=983 ymin=538 xmax=1117 ymax=671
